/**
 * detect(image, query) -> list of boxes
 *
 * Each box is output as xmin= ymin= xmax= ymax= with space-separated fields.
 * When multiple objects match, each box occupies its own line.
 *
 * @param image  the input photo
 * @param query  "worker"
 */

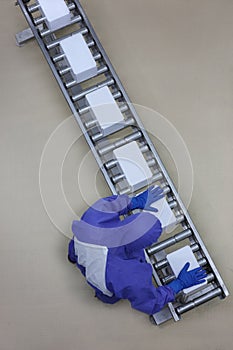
xmin=68 ymin=186 xmax=207 ymax=315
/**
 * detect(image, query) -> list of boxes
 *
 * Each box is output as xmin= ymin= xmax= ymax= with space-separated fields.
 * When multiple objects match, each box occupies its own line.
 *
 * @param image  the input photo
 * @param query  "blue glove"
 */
xmin=168 ymin=262 xmax=207 ymax=294
xmin=129 ymin=186 xmax=164 ymax=212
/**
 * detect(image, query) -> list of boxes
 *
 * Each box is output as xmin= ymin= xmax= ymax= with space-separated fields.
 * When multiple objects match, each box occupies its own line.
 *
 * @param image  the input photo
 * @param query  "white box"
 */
xmin=167 ymin=246 xmax=207 ymax=295
xmin=113 ymin=141 xmax=153 ymax=191
xmin=143 ymin=189 xmax=177 ymax=233
xmin=86 ymin=86 xmax=124 ymax=136
xmin=60 ymin=33 xmax=97 ymax=83
xmin=38 ymin=0 xmax=71 ymax=31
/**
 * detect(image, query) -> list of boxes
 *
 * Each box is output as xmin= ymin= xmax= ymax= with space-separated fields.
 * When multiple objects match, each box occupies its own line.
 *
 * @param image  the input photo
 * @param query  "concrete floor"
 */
xmin=1 ymin=0 xmax=233 ymax=349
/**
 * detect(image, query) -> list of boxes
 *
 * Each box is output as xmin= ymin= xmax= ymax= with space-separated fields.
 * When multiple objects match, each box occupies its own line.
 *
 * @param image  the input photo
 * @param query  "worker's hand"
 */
xmin=129 ymin=186 xmax=164 ymax=212
xmin=144 ymin=186 xmax=164 ymax=212
xmin=178 ymin=262 xmax=207 ymax=288
xmin=168 ymin=262 xmax=207 ymax=294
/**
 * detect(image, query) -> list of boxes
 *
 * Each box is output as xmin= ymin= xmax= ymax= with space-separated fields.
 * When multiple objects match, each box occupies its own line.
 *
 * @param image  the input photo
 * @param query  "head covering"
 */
xmin=72 ymin=195 xmax=162 ymax=249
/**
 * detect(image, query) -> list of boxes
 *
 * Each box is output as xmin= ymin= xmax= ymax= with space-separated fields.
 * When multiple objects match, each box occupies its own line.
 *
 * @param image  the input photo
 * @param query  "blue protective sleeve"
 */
xmin=128 ymin=196 xmax=145 ymax=211
xmin=90 ymin=195 xmax=132 ymax=217
xmin=106 ymin=255 xmax=175 ymax=315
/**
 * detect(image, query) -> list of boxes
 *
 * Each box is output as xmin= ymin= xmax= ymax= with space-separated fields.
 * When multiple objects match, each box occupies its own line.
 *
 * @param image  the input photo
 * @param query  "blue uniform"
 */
xmin=68 ymin=194 xmax=175 ymax=315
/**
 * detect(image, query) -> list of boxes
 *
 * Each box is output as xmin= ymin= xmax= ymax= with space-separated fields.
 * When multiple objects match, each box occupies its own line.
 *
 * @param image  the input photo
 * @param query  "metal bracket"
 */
xmin=15 ymin=27 xmax=35 ymax=46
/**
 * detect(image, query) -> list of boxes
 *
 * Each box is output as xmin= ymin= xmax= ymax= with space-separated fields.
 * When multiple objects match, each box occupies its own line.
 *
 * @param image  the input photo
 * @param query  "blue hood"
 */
xmin=72 ymin=195 xmax=162 ymax=249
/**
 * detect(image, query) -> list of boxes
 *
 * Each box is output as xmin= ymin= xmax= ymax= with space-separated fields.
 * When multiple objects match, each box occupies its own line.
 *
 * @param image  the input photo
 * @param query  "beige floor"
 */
xmin=1 ymin=0 xmax=233 ymax=349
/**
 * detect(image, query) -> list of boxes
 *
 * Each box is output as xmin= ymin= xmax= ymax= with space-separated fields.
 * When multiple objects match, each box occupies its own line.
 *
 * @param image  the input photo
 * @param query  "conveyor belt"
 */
xmin=16 ymin=0 xmax=229 ymax=324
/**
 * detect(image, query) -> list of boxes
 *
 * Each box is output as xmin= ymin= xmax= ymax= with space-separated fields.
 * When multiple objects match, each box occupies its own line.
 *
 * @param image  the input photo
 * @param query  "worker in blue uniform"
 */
xmin=68 ymin=186 xmax=207 ymax=315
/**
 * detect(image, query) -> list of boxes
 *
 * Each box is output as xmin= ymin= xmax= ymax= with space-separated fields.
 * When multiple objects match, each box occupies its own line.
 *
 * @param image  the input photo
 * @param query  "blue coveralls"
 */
xmin=68 ymin=194 xmax=175 ymax=315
